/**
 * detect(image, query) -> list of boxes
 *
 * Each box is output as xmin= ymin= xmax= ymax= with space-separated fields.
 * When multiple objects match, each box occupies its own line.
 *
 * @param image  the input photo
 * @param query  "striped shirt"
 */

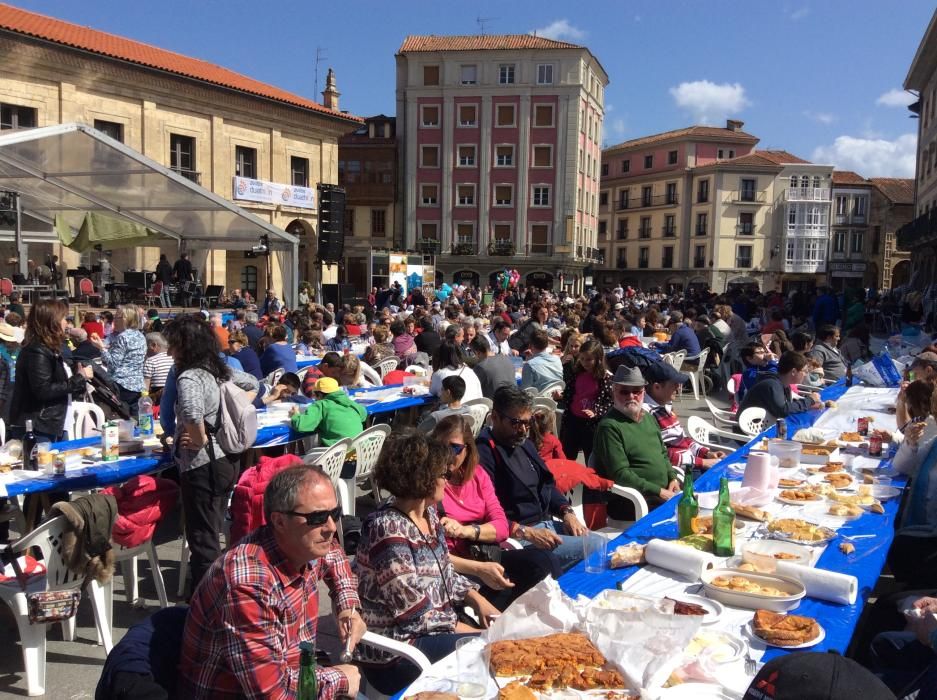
xmin=178 ymin=525 xmax=358 ymax=699
xmin=142 ymin=351 xmax=174 ymax=389
xmin=643 ymin=394 xmax=709 ymax=475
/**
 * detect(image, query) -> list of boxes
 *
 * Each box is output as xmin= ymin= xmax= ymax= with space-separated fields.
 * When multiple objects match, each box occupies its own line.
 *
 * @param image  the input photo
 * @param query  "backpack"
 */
xmin=206 ymin=380 xmax=258 ymax=455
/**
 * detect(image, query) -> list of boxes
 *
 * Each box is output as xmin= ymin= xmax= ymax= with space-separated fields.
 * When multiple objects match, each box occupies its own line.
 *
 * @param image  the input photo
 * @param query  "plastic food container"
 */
xmin=767 ymin=440 xmax=803 ymax=470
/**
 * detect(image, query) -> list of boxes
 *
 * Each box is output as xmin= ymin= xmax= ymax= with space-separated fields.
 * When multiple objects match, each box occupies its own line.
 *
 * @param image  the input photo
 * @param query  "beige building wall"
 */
xmin=0 ymin=34 xmax=355 ymax=301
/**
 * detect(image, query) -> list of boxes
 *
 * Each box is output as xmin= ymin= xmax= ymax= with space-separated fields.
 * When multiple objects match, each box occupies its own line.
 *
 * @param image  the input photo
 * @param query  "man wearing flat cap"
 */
xmin=592 ymin=365 xmax=679 ymax=520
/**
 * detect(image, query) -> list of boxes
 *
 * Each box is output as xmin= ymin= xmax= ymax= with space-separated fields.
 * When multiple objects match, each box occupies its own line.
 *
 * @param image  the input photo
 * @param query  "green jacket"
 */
xmin=290 ymin=391 xmax=367 ymax=445
xmin=593 ymin=408 xmax=676 ymax=500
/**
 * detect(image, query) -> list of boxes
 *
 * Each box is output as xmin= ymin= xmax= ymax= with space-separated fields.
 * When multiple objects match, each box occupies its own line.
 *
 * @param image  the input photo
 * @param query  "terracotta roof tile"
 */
xmin=717 ymin=150 xmax=811 ymax=167
xmin=605 ymin=125 xmax=758 ymax=152
xmin=832 ymin=170 xmax=868 ymax=185
xmin=0 ymin=2 xmax=361 ymax=123
xmin=398 ymin=34 xmax=583 ymax=53
xmin=870 ymin=177 xmax=915 ymax=204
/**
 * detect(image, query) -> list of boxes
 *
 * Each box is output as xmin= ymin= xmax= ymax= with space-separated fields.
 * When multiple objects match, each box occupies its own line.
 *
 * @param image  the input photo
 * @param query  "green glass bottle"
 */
xmin=677 ymin=469 xmax=699 ymax=538
xmin=712 ymin=477 xmax=736 ymax=557
xmin=297 ymin=641 xmax=318 ymax=700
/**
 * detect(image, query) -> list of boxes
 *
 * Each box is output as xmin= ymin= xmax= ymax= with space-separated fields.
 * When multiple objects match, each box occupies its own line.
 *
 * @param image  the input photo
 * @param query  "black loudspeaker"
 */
xmin=317 ymin=184 xmax=346 ymax=262
xmin=321 ymin=283 xmax=339 ymax=309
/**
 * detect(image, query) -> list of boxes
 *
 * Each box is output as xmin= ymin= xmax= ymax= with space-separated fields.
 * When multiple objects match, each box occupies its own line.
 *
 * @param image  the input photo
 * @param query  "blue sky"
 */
xmin=13 ymin=0 xmax=935 ymax=177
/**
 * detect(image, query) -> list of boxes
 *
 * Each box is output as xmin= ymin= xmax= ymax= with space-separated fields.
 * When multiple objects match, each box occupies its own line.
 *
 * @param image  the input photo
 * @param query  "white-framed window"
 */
xmin=536 ymin=63 xmax=554 ymax=84
xmin=833 ymin=231 xmax=846 ymax=252
xmin=457 ymin=145 xmax=476 ymax=167
xmin=804 ymin=239 xmax=823 ymax=261
xmin=851 ymin=230 xmax=863 ymax=253
xmin=420 ymin=183 xmax=438 ymax=206
xmin=578 ymin=149 xmax=584 ymax=173
xmin=532 ymin=185 xmax=551 ymax=207
xmin=495 ymin=144 xmax=514 ymax=167
xmin=458 ymin=104 xmax=477 ymax=127
xmin=420 ymin=145 xmax=439 ymax=168
xmin=456 ymin=184 xmax=476 ymax=206
xmin=533 ymin=103 xmax=554 ymax=127
xmin=854 ymin=196 xmax=867 ymax=217
xmin=460 ymin=64 xmax=477 ymax=85
xmin=420 ymin=105 xmax=440 ymax=128
xmin=836 ymin=195 xmax=848 ymax=216
xmin=494 ymin=184 xmax=513 ymax=206
xmin=788 ymin=206 xmax=797 ymax=226
xmin=813 ymin=175 xmax=821 ymax=189
xmin=499 ymin=64 xmax=516 ymax=84
xmin=532 ymin=145 xmax=553 ymax=167
xmin=786 ymin=241 xmax=795 ymax=263
xmin=495 ymin=104 xmax=515 ymax=127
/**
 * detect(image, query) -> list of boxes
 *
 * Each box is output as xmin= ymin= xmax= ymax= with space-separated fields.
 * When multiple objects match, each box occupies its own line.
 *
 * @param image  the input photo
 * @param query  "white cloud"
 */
xmin=669 ymin=80 xmax=750 ymax=124
xmin=811 ymin=133 xmax=917 ymax=178
xmin=529 ymin=19 xmax=586 ymax=42
xmin=803 ymin=110 xmax=836 ymax=124
xmin=789 ymin=6 xmax=810 ymax=20
xmin=877 ymin=88 xmax=916 ymax=108
xmin=609 ymin=118 xmax=627 ymax=139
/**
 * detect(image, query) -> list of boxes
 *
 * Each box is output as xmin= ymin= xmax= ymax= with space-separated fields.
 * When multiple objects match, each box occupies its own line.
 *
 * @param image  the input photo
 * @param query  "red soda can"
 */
xmin=868 ymin=434 xmax=883 ymax=457
xmin=857 ymin=417 xmax=869 ymax=436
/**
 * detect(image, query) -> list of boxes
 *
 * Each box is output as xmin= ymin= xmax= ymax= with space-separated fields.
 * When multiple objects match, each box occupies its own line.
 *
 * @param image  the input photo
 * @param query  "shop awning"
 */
xmin=0 ymin=122 xmax=298 ymax=252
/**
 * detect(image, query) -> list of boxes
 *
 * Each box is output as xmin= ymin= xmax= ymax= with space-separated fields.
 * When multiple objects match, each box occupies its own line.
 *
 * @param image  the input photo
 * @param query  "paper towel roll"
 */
xmin=644 ymin=539 xmax=715 ymax=580
xmin=773 ymin=561 xmax=858 ymax=605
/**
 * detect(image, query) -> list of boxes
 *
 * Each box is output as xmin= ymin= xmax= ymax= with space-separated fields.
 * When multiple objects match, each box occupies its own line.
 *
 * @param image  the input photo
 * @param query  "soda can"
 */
xmin=868 ymin=434 xmax=883 ymax=457
xmin=776 ymin=418 xmax=787 ymax=440
xmin=857 ymin=417 xmax=869 ymax=436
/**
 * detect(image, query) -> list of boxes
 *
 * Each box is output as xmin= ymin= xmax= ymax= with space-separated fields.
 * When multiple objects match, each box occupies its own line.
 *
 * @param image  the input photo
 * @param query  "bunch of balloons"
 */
xmin=435 ymin=282 xmax=453 ymax=301
xmin=496 ymin=268 xmax=520 ymax=290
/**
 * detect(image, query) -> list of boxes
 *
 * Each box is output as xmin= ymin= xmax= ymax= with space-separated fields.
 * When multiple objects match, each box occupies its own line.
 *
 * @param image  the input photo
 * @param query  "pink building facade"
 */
xmin=396 ymin=35 xmax=607 ymax=292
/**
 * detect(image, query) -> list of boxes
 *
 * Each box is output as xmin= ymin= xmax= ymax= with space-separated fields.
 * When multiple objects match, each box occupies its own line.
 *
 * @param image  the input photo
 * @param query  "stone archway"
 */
xmin=892 ymin=260 xmax=911 ymax=288
xmin=525 ymin=271 xmax=554 ymax=289
xmin=286 ymin=218 xmax=315 ymax=284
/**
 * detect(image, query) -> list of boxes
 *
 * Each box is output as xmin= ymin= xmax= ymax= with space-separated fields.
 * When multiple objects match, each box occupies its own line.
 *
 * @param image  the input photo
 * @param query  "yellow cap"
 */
xmin=314 ymin=377 xmax=341 ymax=394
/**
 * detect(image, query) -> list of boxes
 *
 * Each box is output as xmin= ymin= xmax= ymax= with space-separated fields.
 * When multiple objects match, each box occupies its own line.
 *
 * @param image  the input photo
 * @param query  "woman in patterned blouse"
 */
xmin=90 ymin=304 xmax=147 ymax=414
xmin=354 ymin=431 xmax=499 ymax=696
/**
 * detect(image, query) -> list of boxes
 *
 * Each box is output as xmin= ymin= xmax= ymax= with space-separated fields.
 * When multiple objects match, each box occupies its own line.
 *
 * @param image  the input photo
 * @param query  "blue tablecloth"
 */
xmin=558 ymin=380 xmax=906 ymax=661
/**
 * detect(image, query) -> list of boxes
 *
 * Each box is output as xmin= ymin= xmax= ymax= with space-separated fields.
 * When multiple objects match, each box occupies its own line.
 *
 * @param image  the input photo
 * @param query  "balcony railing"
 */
xmin=488 ymin=240 xmax=516 ymax=256
xmin=635 ymin=193 xmax=679 ymax=208
xmin=786 ymin=224 xmax=828 ymax=238
xmin=735 ymin=258 xmax=753 ymax=269
xmin=696 ymin=227 xmax=707 ymax=236
xmin=662 ymin=258 xmax=674 ymax=269
xmin=616 ymin=228 xmax=628 ymax=240
xmin=787 ymin=187 xmax=831 ymax=202
xmin=172 ymin=167 xmax=201 ymax=184
xmin=419 ymin=239 xmax=441 ymax=255
xmin=616 ymin=200 xmax=631 ymax=211
xmin=638 ymin=227 xmax=651 ymax=239
xmin=725 ymin=190 xmax=767 ymax=204
xmin=783 ymin=260 xmax=826 ymax=273
xmin=693 ymin=257 xmax=706 ymax=268
xmin=451 ymin=239 xmax=477 ymax=255
xmin=897 ymin=209 xmax=937 ymax=250
xmin=616 ymin=257 xmax=627 ymax=268
xmin=662 ymin=226 xmax=676 ymax=237
xmin=737 ymin=224 xmax=754 ymax=235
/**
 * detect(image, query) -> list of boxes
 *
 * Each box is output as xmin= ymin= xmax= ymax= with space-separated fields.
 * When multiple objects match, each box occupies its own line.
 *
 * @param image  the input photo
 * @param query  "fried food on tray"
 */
xmin=768 ymin=518 xmax=834 ymax=542
xmin=498 ymin=682 xmax=537 ymax=700
xmin=800 ymin=444 xmax=837 ymax=456
xmin=779 ymin=489 xmax=822 ymax=502
xmin=818 ymin=462 xmax=845 ymax=472
xmin=824 ymin=472 xmax=854 ymax=488
xmin=732 ymin=503 xmax=770 ymax=521
xmin=828 ymin=504 xmax=863 ymax=517
xmin=488 ymin=632 xmax=604 ymax=677
xmin=778 ymin=478 xmax=805 ymax=488
xmin=839 ymin=432 xmax=864 ymax=442
xmin=710 ymin=575 xmax=787 ymax=597
xmin=753 ymin=609 xmax=820 ymax=646
xmin=829 ymin=491 xmax=875 ymax=507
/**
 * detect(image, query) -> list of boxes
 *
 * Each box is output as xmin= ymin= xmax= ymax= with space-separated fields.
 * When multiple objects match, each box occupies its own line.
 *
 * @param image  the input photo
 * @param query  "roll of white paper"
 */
xmin=644 ymin=539 xmax=715 ymax=580
xmin=773 ymin=561 xmax=858 ymax=605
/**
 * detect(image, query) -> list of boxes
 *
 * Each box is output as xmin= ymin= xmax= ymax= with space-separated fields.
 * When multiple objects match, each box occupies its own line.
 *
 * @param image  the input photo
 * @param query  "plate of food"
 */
xmin=822 ymin=472 xmax=855 ymax=490
xmin=778 ymin=477 xmax=807 ymax=489
xmin=813 ymin=502 xmax=865 ymax=520
xmin=808 ymin=461 xmax=845 ymax=474
xmin=742 ymin=540 xmax=812 ymax=566
xmin=701 ymin=568 xmax=806 ymax=611
xmin=838 ymin=432 xmax=867 ymax=445
xmin=663 ymin=594 xmax=724 ymax=625
xmin=871 ymin=485 xmax=902 ymax=501
xmin=749 ymin=610 xmax=825 ymax=648
xmin=767 ymin=518 xmax=837 ymax=545
xmin=777 ymin=489 xmax=823 ymax=505
xmin=683 ymin=629 xmax=747 ymax=664
xmin=797 ymin=442 xmax=841 ymax=465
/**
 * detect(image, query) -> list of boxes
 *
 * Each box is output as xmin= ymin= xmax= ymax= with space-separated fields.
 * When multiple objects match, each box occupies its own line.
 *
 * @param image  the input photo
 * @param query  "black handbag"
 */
xmin=467 ymin=540 xmax=502 ymax=563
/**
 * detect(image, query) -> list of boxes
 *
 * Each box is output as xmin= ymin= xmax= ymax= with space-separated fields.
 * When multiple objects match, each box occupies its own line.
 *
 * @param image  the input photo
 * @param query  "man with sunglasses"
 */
xmin=593 ymin=365 xmax=680 ymax=520
xmin=179 ymin=464 xmax=364 ymax=699
xmin=476 ymin=385 xmax=588 ymax=570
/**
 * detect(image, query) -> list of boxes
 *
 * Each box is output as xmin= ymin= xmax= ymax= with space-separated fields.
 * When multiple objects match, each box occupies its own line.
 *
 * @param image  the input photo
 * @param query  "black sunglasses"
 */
xmin=279 ymin=505 xmax=342 ymax=527
xmin=498 ymin=414 xmax=532 ymax=429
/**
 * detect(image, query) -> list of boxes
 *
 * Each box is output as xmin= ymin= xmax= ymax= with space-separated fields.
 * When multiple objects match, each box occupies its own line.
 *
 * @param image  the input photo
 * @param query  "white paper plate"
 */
xmin=663 ymin=593 xmax=725 ymax=626
xmin=685 ymin=629 xmax=747 ymax=664
xmin=802 ymin=502 xmax=863 ymax=523
xmin=657 ymin=683 xmax=737 ymax=700
xmin=871 ymin=485 xmax=901 ymax=501
xmin=742 ymin=540 xmax=812 ymax=566
xmin=746 ymin=619 xmax=826 ymax=649
xmin=776 ymin=493 xmax=823 ymax=506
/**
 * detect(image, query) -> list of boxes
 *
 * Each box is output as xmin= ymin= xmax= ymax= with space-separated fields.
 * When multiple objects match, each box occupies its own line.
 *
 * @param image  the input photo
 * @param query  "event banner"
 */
xmin=232 ymin=176 xmax=316 ymax=210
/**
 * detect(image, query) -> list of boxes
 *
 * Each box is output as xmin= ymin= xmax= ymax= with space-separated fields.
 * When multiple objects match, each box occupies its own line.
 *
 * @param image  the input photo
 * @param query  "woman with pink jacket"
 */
xmin=430 ymin=415 xmax=560 ymax=610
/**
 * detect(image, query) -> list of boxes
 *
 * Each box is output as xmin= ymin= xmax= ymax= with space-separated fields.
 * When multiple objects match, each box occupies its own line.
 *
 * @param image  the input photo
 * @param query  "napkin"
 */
xmin=644 ymin=539 xmax=715 ymax=580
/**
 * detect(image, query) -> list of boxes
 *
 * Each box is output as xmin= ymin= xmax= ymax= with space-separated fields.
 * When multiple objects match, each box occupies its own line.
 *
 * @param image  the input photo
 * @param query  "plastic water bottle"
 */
xmin=882 ymin=342 xmax=890 ymax=359
xmin=137 ymin=391 xmax=154 ymax=437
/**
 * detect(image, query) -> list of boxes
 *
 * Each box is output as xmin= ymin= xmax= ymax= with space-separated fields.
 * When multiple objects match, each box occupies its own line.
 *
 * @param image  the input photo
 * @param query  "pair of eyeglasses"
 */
xmin=500 ymin=415 xmax=532 ymax=429
xmin=450 ymin=442 xmax=466 ymax=455
xmin=615 ymin=387 xmax=644 ymax=395
xmin=279 ymin=506 xmax=342 ymax=527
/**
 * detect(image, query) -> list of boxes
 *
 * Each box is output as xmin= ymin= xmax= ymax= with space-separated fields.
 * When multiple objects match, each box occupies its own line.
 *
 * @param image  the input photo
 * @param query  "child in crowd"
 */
xmin=417 ymin=374 xmax=468 ymax=432
xmin=530 ymin=407 xmax=566 ymax=461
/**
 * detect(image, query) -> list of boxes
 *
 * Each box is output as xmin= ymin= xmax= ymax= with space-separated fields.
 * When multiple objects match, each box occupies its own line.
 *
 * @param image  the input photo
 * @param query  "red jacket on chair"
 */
xmin=229 ymin=454 xmax=304 ymax=546
xmin=102 ymin=476 xmax=179 ymax=548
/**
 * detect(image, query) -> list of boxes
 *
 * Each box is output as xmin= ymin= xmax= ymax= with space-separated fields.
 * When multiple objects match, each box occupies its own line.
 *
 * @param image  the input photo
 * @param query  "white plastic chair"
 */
xmin=687 ymin=415 xmax=750 ymax=451
xmin=0 ymin=515 xmax=113 ymax=696
xmin=305 ymin=438 xmax=353 ymax=548
xmin=373 ymin=357 xmax=400 ymax=381
xmin=102 ymin=538 xmax=170 ymax=643
xmin=461 ymin=398 xmax=492 ymax=438
xmin=264 ymin=368 xmax=285 ymax=386
xmin=737 ymin=406 xmax=767 ymax=437
xmin=523 ymin=386 xmax=540 ymax=397
xmin=726 ymin=376 xmax=737 ymax=396
xmin=358 ymin=362 xmax=381 ymax=387
xmin=67 ymin=401 xmax=106 ymax=440
xmin=0 ymin=416 xmax=5 ymax=444
xmin=680 ymin=347 xmax=710 ymax=401
xmin=358 ymin=630 xmax=432 ymax=700
xmin=343 ymin=425 xmax=391 ymax=515
xmin=705 ymin=398 xmax=737 ymax=428
xmin=539 ymin=381 xmax=565 ymax=398
xmin=661 ymin=350 xmax=687 ymax=371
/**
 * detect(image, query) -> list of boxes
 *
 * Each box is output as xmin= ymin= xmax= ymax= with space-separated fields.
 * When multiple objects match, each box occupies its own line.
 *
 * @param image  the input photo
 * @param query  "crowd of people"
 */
xmin=3 ymin=279 xmax=937 ymax=699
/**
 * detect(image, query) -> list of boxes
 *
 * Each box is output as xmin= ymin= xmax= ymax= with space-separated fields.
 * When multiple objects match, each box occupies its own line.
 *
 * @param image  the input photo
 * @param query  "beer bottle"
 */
xmin=712 ymin=477 xmax=736 ymax=557
xmin=297 ymin=641 xmax=317 ymax=700
xmin=677 ymin=469 xmax=699 ymax=538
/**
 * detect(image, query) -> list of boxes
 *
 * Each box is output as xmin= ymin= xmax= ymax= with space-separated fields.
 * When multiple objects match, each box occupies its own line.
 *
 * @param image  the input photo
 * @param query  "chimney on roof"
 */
xmin=322 ymin=68 xmax=340 ymax=111
xmin=726 ymin=119 xmax=744 ymax=132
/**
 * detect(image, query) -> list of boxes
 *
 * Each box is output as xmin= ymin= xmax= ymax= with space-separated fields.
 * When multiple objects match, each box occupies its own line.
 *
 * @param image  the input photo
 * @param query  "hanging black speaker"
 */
xmin=317 ymin=184 xmax=346 ymax=262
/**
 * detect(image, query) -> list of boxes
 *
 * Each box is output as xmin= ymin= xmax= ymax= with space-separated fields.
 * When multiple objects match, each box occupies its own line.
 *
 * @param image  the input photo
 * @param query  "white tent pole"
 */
xmin=14 ymin=193 xmax=26 ymax=277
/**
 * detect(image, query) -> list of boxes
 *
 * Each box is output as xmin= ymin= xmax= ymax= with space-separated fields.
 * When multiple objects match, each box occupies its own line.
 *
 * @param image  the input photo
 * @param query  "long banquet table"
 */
xmin=395 ymin=379 xmax=912 ymax=697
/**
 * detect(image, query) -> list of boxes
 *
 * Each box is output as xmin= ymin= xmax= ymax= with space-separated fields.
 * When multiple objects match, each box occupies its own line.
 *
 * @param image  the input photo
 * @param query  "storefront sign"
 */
xmin=232 ymin=176 xmax=316 ymax=210
xmin=829 ymin=262 xmax=866 ymax=273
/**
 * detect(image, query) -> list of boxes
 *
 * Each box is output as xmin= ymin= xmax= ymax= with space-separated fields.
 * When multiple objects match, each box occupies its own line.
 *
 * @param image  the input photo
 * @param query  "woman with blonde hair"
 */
xmin=90 ymin=303 xmax=147 ymax=413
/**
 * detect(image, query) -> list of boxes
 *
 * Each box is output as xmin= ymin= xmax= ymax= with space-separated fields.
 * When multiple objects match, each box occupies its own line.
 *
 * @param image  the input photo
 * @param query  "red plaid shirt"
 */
xmin=643 ymin=395 xmax=709 ymax=471
xmin=178 ymin=525 xmax=360 ymax=699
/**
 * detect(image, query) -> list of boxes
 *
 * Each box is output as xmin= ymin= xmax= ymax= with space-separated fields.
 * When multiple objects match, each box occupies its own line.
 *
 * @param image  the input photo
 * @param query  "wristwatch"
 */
xmin=472 ymin=524 xmax=481 ymax=541
xmin=559 ymin=505 xmax=575 ymax=518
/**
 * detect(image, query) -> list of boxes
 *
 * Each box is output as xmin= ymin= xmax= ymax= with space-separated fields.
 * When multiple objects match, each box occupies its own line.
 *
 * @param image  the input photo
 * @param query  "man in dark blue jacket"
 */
xmin=476 ymin=385 xmax=587 ymax=570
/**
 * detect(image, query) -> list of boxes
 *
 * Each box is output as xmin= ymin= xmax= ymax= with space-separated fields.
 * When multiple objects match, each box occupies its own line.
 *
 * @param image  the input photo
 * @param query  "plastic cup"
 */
xmin=872 ymin=475 xmax=893 ymax=487
xmin=36 ymin=442 xmax=53 ymax=469
xmin=767 ymin=440 xmax=802 ymax=470
xmin=454 ymin=637 xmax=487 ymax=699
xmin=583 ymin=531 xmax=608 ymax=573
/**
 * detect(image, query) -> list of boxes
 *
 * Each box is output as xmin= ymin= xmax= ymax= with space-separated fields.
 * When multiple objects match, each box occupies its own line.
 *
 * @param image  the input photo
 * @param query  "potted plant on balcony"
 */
xmin=488 ymin=239 xmax=515 ymax=256
xmin=452 ymin=241 xmax=475 ymax=255
xmin=419 ymin=238 xmax=439 ymax=253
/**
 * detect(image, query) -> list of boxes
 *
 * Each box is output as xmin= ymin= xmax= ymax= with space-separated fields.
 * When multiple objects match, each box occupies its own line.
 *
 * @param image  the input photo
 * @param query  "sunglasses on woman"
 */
xmin=278 ymin=505 xmax=342 ymax=527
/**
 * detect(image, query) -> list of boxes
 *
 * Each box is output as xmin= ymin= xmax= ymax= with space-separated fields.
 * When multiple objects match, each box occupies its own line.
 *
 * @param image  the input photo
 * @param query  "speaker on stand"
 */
xmin=317 ymin=184 xmax=346 ymax=263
